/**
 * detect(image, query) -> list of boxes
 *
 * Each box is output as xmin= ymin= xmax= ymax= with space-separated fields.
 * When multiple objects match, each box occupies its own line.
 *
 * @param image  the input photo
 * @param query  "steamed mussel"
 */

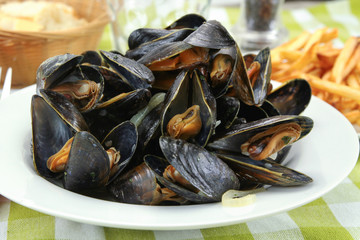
xmin=31 ymin=13 xmax=314 ymax=205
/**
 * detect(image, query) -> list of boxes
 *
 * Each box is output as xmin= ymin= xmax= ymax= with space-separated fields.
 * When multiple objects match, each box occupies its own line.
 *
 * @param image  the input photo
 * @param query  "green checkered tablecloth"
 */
xmin=1 ymin=0 xmax=360 ymax=239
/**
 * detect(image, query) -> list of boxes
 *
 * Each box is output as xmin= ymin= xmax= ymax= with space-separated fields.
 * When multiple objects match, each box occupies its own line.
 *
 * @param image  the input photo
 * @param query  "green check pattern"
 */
xmin=1 ymin=0 xmax=360 ymax=239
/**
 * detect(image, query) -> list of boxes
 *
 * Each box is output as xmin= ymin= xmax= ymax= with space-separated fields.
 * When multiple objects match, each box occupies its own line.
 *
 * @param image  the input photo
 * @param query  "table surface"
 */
xmin=1 ymin=0 xmax=360 ymax=239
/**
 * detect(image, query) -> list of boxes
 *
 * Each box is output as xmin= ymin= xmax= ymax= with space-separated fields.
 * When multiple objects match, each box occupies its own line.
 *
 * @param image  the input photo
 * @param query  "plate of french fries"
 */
xmin=271 ymin=28 xmax=360 ymax=134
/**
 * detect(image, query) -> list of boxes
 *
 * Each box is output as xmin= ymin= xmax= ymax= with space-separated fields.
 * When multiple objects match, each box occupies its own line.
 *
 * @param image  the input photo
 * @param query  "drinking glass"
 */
xmin=232 ymin=0 xmax=288 ymax=51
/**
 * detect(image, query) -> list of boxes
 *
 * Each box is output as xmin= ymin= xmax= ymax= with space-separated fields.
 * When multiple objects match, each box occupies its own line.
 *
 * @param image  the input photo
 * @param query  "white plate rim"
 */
xmin=0 ymin=84 xmax=358 ymax=230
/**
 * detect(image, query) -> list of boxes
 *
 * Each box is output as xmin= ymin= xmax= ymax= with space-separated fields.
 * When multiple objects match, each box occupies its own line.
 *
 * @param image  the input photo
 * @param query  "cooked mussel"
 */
xmin=165 ymin=13 xmax=206 ymax=30
xmin=267 ymin=78 xmax=312 ymax=115
xmin=39 ymin=89 xmax=89 ymax=132
xmin=217 ymin=153 xmax=313 ymax=186
xmin=84 ymin=88 xmax=151 ymax=140
xmin=46 ymin=121 xmax=137 ymax=192
xmin=231 ymin=47 xmax=272 ymax=106
xmin=31 ymin=94 xmax=73 ymax=179
xmin=108 ymin=162 xmax=186 ymax=205
xmin=63 ymin=131 xmax=111 ymax=192
xmin=155 ymin=137 xmax=240 ymax=203
xmin=100 ymin=50 xmax=154 ymax=89
xmin=126 ymin=28 xmax=194 ymax=60
xmin=36 ymin=53 xmax=83 ymax=92
xmin=208 ymin=115 xmax=313 ymax=160
xmin=161 ymin=69 xmax=216 ymax=146
xmin=138 ymin=41 xmax=209 ymax=71
xmin=183 ymin=20 xmax=235 ymax=49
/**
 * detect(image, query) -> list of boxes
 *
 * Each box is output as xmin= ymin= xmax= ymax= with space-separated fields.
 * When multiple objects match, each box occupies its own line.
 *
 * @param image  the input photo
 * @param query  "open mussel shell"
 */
xmin=36 ymin=53 xmax=83 ymax=92
xmin=165 ymin=13 xmax=206 ymax=30
xmin=217 ymin=153 xmax=313 ymax=186
xmin=232 ymin=46 xmax=271 ymax=106
xmin=216 ymin=96 xmax=240 ymax=130
xmin=236 ymin=100 xmax=268 ymax=123
xmin=159 ymin=137 xmax=240 ymax=202
xmin=183 ymin=20 xmax=235 ymax=49
xmin=80 ymin=50 xmax=105 ymax=66
xmin=138 ymin=41 xmax=209 ymax=71
xmin=31 ymin=95 xmax=73 ymax=179
xmin=45 ymin=64 xmax=105 ymax=113
xmin=251 ymin=47 xmax=272 ymax=105
xmin=261 ymin=100 xmax=281 ymax=117
xmin=128 ymin=28 xmax=171 ymax=50
xmin=234 ymin=99 xmax=279 ymax=125
xmin=161 ymin=69 xmax=216 ymax=146
xmin=101 ymin=121 xmax=138 ymax=184
xmin=107 ymin=162 xmax=164 ymax=205
xmin=84 ymin=88 xmax=151 ymax=140
xmin=267 ymin=78 xmax=312 ymax=115
xmin=39 ymin=89 xmax=89 ymax=132
xmin=126 ymin=28 xmax=194 ymax=60
xmin=144 ymin=154 xmax=210 ymax=203
xmin=95 ymin=88 xmax=152 ymax=118
xmin=207 ymin=115 xmax=313 ymax=157
xmin=97 ymin=66 xmax=135 ymax=101
xmin=128 ymin=93 xmax=165 ymax=168
xmin=100 ymin=50 xmax=154 ymax=89
xmin=64 ymin=131 xmax=110 ymax=193
xmin=209 ymin=46 xmax=237 ymax=98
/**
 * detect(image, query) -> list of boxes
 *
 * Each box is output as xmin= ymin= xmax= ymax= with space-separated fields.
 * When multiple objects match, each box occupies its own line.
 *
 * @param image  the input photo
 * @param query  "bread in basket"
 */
xmin=0 ymin=0 xmax=110 ymax=87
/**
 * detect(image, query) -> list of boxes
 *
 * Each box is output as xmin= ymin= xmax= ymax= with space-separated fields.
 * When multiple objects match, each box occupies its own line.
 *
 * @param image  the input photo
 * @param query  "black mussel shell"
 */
xmin=216 ymin=96 xmax=240 ymax=130
xmin=84 ymin=88 xmax=151 ymax=140
xmin=31 ymin=95 xmax=73 ymax=179
xmin=236 ymin=100 xmax=268 ymax=123
xmin=101 ymin=121 xmax=138 ymax=184
xmin=138 ymin=41 xmax=209 ymax=71
xmin=184 ymin=20 xmax=235 ymax=49
xmin=126 ymin=28 xmax=194 ymax=60
xmin=129 ymin=93 xmax=165 ymax=168
xmin=161 ymin=69 xmax=216 ymax=146
xmin=261 ymin=100 xmax=280 ymax=117
xmin=128 ymin=28 xmax=171 ymax=50
xmin=217 ymin=153 xmax=313 ymax=186
xmin=207 ymin=115 xmax=314 ymax=155
xmin=267 ymin=78 xmax=312 ymax=115
xmin=232 ymin=46 xmax=271 ymax=106
xmin=39 ymin=89 xmax=89 ymax=132
xmin=36 ymin=53 xmax=83 ymax=92
xmin=80 ymin=50 xmax=104 ymax=66
xmin=159 ymin=137 xmax=240 ymax=202
xmin=97 ymin=66 xmax=135 ymax=101
xmin=144 ymin=154 xmax=210 ymax=203
xmin=108 ymin=163 xmax=162 ymax=205
xmin=165 ymin=13 xmax=206 ymax=30
xmin=100 ymin=50 xmax=154 ymax=89
xmin=64 ymin=131 xmax=110 ymax=192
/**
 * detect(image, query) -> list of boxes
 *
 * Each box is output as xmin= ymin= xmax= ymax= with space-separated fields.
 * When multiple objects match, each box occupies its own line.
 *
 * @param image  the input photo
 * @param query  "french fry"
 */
xmin=271 ymin=31 xmax=311 ymax=63
xmin=303 ymin=28 xmax=327 ymax=51
xmin=346 ymin=71 xmax=360 ymax=89
xmin=279 ymin=50 xmax=302 ymax=62
xmin=286 ymin=44 xmax=317 ymax=72
xmin=344 ymin=110 xmax=360 ymax=124
xmin=331 ymin=37 xmax=360 ymax=83
xmin=319 ymin=28 xmax=338 ymax=43
xmin=271 ymin=28 xmax=360 ymax=127
xmin=317 ymin=48 xmax=341 ymax=70
xmin=306 ymin=74 xmax=360 ymax=104
xmin=342 ymin=42 xmax=360 ymax=80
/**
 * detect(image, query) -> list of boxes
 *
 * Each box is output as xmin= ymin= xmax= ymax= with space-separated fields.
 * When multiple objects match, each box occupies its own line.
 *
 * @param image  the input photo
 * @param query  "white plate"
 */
xmin=0 ymin=85 xmax=358 ymax=230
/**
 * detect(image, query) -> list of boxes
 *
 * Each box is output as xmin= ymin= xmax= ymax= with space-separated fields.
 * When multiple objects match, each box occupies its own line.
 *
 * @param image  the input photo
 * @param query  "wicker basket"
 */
xmin=0 ymin=0 xmax=110 ymax=88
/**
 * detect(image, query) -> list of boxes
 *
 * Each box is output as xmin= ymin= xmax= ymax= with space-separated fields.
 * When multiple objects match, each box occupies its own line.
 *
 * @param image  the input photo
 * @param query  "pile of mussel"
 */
xmin=31 ymin=14 xmax=313 ymax=205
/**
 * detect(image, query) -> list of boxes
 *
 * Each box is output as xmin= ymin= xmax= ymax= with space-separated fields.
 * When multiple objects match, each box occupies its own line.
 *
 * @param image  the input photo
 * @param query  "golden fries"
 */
xmin=271 ymin=28 xmax=360 ymax=125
